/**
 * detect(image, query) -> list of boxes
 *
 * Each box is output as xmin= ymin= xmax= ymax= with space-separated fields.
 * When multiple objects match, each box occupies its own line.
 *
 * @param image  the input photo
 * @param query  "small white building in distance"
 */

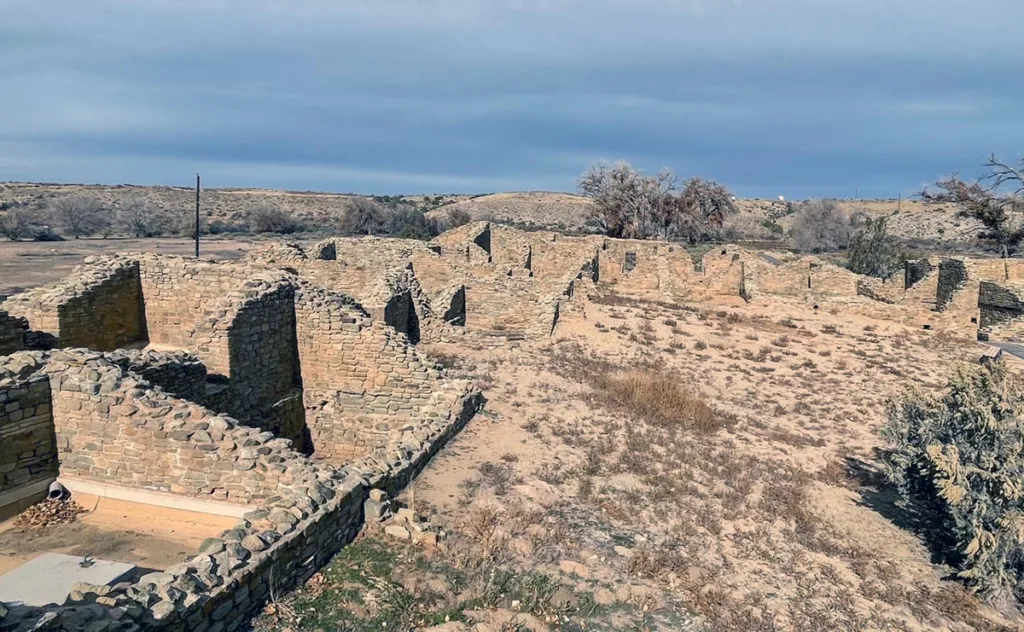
xmin=777 ymin=195 xmax=785 ymax=202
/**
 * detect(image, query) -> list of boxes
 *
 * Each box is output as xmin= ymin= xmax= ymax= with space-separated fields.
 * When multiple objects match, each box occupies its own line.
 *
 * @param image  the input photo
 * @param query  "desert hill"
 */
xmin=0 ymin=182 xmax=977 ymax=246
xmin=425 ymin=191 xmax=595 ymax=231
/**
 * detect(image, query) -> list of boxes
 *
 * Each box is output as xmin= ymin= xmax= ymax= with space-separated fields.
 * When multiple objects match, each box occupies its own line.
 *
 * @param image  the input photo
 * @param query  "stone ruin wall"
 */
xmin=0 ymin=290 xmax=482 ymax=632
xmin=0 ymin=366 xmax=57 ymax=512
xmin=0 ymin=310 xmax=28 ymax=356
xmin=0 ymin=350 xmax=481 ymax=632
xmin=4 ymin=256 xmax=309 ymax=445
xmin=247 ymin=238 xmax=467 ymax=345
xmin=295 ymin=285 xmax=449 ymax=463
xmin=2 ymin=258 xmax=145 ymax=351
xmin=0 ymin=346 xmax=480 ymax=632
xmin=978 ymin=281 xmax=1024 ymax=341
xmin=35 ymin=350 xmax=305 ymax=507
xmin=104 ymin=349 xmax=208 ymax=404
xmin=139 ymin=256 xmax=306 ymax=444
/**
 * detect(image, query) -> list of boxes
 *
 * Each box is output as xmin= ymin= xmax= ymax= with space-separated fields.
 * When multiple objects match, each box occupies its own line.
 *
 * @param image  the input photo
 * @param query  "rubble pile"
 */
xmin=13 ymin=498 xmax=87 ymax=529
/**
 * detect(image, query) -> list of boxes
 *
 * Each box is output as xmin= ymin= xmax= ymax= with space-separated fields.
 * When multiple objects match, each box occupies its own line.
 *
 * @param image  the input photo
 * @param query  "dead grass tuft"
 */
xmin=592 ymin=369 xmax=728 ymax=434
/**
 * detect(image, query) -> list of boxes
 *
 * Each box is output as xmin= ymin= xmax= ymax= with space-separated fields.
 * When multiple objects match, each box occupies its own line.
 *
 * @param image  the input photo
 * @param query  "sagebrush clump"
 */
xmin=881 ymin=360 xmax=1024 ymax=603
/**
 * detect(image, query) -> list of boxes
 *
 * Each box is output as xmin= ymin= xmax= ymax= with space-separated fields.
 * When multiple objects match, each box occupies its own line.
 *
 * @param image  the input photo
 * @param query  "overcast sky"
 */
xmin=1 ymin=1 xmax=1021 ymax=198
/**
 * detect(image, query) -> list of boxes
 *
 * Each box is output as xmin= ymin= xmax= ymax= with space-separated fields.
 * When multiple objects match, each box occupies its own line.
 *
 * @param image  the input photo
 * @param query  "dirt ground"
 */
xmin=260 ymin=284 xmax=1024 ymax=631
xmin=0 ymin=237 xmax=252 ymax=300
xmin=0 ymin=494 xmax=236 ymax=578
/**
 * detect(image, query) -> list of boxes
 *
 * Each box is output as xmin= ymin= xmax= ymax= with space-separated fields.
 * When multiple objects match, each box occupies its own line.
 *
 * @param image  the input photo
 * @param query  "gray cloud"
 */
xmin=1 ymin=0 xmax=1022 ymax=196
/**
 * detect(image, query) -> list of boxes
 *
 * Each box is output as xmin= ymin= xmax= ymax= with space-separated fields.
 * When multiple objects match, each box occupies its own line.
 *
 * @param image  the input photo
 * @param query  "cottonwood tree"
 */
xmin=0 ymin=205 xmax=43 ymax=240
xmin=789 ymin=199 xmax=851 ymax=252
xmin=48 ymin=195 xmax=108 ymax=238
xmin=577 ymin=161 xmax=735 ymax=241
xmin=338 ymin=198 xmax=391 ymax=236
xmin=674 ymin=177 xmax=737 ymax=244
xmin=921 ymin=155 xmax=1024 ymax=255
xmin=117 ymin=197 xmax=169 ymax=237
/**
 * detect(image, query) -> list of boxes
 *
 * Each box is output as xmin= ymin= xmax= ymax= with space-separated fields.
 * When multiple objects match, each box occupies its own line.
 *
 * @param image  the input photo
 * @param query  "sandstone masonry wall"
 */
xmin=0 ymin=358 xmax=57 ymax=502
xmin=38 ymin=349 xmax=309 ymax=506
xmin=0 ymin=351 xmax=482 ymax=632
xmin=2 ymin=258 xmax=145 ymax=351
xmin=104 ymin=348 xmax=208 ymax=403
xmin=0 ymin=310 xmax=27 ymax=355
xmin=294 ymin=285 xmax=443 ymax=462
xmin=979 ymin=281 xmax=1024 ymax=340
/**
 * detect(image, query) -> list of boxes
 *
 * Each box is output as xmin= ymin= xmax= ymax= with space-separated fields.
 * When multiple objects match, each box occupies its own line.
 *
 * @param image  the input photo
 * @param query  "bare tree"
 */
xmin=338 ymin=198 xmax=391 ymax=236
xmin=578 ymin=161 xmax=675 ymax=239
xmin=921 ymin=155 xmax=1024 ymax=254
xmin=445 ymin=208 xmax=472 ymax=229
xmin=0 ymin=205 xmax=43 ymax=240
xmin=790 ymin=199 xmax=851 ymax=252
xmin=248 ymin=201 xmax=300 ymax=234
xmin=674 ymin=177 xmax=737 ymax=244
xmin=117 ymin=197 xmax=169 ymax=237
xmin=577 ymin=161 xmax=735 ymax=241
xmin=48 ymin=195 xmax=108 ymax=238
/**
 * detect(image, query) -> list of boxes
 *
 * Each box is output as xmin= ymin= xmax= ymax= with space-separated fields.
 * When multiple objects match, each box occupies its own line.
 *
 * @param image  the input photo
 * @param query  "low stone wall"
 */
xmin=105 ymin=348 xmax=208 ymax=403
xmin=856 ymin=276 xmax=905 ymax=304
xmin=0 ymin=310 xmax=28 ymax=355
xmin=36 ymin=350 xmax=308 ymax=506
xmin=0 ymin=356 xmax=57 ymax=504
xmin=979 ymin=281 xmax=1024 ymax=340
xmin=905 ymin=259 xmax=934 ymax=289
xmin=2 ymin=257 xmax=145 ymax=351
xmin=0 ymin=353 xmax=482 ymax=632
xmin=208 ymin=282 xmax=304 ymax=442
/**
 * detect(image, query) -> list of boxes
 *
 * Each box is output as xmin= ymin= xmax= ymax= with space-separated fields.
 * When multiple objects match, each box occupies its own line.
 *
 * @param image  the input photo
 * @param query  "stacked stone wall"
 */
xmin=0 ymin=357 xmax=57 ymax=502
xmin=906 ymin=260 xmax=935 ymax=288
xmin=0 ymin=310 xmax=27 ymax=355
xmin=250 ymin=239 xmax=463 ymax=344
xmin=979 ymin=281 xmax=1024 ymax=340
xmin=294 ymin=285 xmax=443 ymax=462
xmin=0 ymin=349 xmax=482 ymax=632
xmin=39 ymin=349 xmax=306 ymax=506
xmin=104 ymin=349 xmax=208 ymax=403
xmin=2 ymin=257 xmax=145 ymax=351
xmin=137 ymin=255 xmax=262 ymax=351
xmin=936 ymin=260 xmax=970 ymax=311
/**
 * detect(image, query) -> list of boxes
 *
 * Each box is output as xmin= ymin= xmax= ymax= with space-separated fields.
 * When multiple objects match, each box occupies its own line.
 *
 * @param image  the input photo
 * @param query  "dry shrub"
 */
xmin=882 ymin=360 xmax=1024 ymax=603
xmin=592 ymin=369 xmax=725 ymax=434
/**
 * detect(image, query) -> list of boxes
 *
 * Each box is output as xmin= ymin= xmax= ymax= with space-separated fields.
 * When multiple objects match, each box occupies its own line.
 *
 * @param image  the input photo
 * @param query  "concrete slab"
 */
xmin=59 ymin=477 xmax=252 ymax=518
xmin=0 ymin=552 xmax=135 ymax=607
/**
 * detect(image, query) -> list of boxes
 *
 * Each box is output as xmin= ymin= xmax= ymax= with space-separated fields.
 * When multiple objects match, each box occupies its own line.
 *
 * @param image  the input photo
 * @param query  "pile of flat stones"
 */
xmin=12 ymin=499 xmax=86 ymax=529
xmin=364 ymin=489 xmax=446 ymax=548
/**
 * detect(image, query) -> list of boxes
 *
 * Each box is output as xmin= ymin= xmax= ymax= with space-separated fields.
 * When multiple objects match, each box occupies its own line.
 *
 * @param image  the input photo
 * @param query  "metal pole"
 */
xmin=194 ymin=173 xmax=201 ymax=258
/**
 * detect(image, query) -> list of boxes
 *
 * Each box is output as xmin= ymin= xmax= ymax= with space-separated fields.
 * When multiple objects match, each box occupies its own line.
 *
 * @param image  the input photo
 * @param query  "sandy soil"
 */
xmin=0 ymin=494 xmax=236 ymax=577
xmin=392 ymin=286 xmax=1024 ymax=630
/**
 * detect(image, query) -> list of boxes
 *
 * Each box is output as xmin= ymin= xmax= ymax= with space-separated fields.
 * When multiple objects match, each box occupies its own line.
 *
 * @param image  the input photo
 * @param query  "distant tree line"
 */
xmin=0 ymin=195 xmax=473 ymax=242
